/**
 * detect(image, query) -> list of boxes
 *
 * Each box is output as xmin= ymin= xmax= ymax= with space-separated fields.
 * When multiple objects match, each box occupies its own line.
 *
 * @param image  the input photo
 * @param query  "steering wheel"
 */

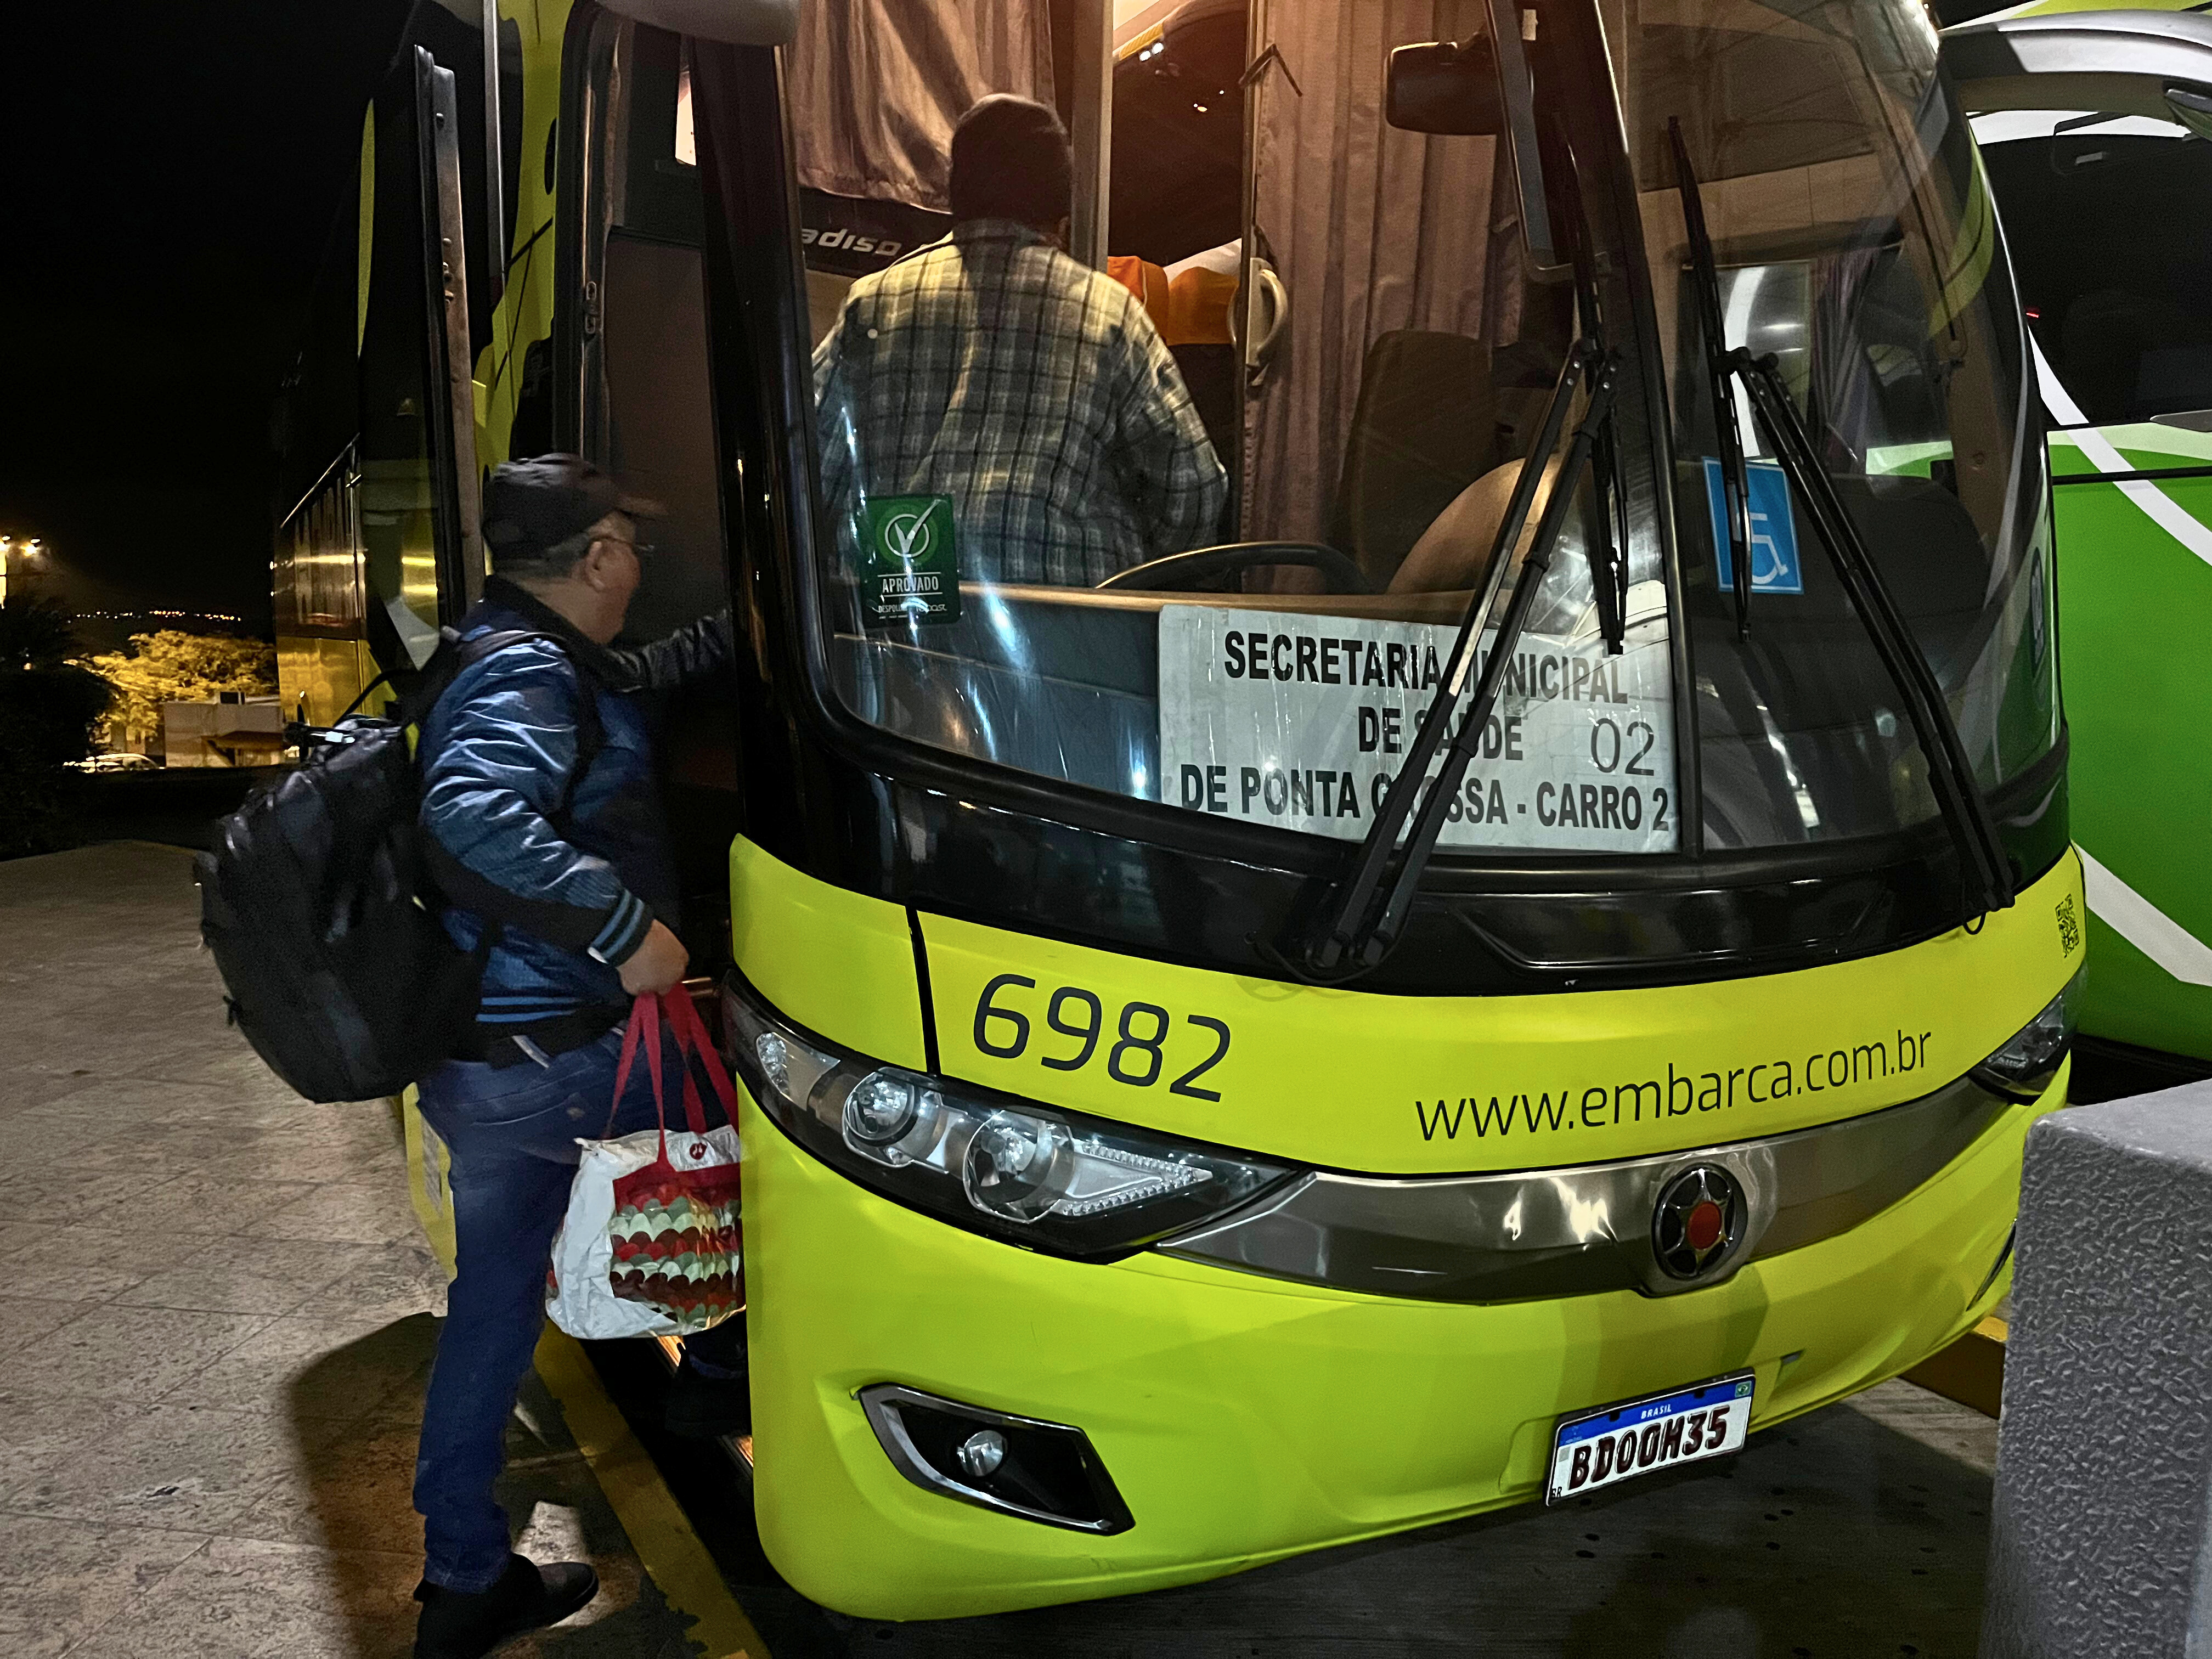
xmin=1097 ymin=541 xmax=1375 ymax=594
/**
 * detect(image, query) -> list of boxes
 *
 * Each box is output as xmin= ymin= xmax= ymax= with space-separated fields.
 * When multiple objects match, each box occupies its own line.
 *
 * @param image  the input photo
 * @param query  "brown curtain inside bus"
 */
xmin=1242 ymin=0 xmax=1528 ymax=567
xmin=786 ymin=1 xmax=1059 ymax=211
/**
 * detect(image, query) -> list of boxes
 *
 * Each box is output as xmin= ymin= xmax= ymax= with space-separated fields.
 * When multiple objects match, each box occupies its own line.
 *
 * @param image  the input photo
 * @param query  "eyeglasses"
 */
xmin=596 ymin=534 xmax=655 ymax=558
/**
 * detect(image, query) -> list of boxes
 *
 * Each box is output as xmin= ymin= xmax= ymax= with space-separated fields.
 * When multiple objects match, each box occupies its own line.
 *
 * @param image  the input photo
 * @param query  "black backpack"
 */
xmin=196 ymin=628 xmax=595 ymax=1103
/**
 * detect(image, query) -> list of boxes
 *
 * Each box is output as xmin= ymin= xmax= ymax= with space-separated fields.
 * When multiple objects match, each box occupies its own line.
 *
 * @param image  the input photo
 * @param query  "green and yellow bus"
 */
xmin=1943 ymin=3 xmax=2212 ymax=1079
xmin=279 ymin=0 xmax=2080 ymax=1618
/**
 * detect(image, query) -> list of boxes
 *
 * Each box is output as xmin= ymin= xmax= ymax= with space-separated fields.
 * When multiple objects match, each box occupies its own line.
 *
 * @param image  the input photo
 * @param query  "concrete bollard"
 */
xmin=1982 ymin=1080 xmax=2212 ymax=1658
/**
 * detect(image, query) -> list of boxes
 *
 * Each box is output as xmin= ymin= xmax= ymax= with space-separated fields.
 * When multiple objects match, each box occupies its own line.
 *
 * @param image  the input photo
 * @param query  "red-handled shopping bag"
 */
xmin=548 ymin=989 xmax=743 ymax=1340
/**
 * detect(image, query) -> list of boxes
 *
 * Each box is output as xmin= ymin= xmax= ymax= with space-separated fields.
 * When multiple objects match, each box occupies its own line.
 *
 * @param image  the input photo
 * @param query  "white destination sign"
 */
xmin=1156 ymin=605 xmax=1677 ymax=853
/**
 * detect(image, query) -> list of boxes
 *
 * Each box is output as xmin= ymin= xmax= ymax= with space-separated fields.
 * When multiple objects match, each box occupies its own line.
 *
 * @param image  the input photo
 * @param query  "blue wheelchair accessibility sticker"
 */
xmin=1702 ymin=458 xmax=1803 ymax=595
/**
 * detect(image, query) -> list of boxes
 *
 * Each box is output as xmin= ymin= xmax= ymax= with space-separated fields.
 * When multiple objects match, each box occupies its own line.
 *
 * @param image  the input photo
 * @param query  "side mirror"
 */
xmin=1387 ymin=38 xmax=1504 ymax=136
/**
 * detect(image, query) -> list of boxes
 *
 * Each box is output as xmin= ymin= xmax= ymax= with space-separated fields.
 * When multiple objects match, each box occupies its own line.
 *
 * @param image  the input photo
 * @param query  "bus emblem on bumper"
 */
xmin=1652 ymin=1165 xmax=1744 ymax=1282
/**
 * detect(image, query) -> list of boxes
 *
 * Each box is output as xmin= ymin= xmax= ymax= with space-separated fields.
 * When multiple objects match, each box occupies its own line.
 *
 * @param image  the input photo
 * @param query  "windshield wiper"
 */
xmin=1732 ymin=354 xmax=2016 ymax=912
xmin=1291 ymin=341 xmax=1621 ymax=980
xmin=1668 ymin=133 xmax=2016 ymax=917
xmin=1581 ymin=400 xmax=1629 ymax=655
xmin=1669 ymin=117 xmax=1754 ymax=644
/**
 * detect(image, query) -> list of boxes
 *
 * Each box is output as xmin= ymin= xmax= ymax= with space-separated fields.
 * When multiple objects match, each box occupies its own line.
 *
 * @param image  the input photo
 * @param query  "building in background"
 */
xmin=162 ymin=693 xmax=285 ymax=768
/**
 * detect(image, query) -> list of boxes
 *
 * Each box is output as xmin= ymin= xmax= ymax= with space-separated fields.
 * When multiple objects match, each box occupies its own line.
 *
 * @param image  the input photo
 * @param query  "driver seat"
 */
xmin=1389 ymin=454 xmax=1562 ymax=595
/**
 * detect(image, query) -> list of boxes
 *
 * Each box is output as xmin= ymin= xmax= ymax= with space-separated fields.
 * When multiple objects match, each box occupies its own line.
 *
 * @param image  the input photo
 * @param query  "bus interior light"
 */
xmin=1970 ymin=966 xmax=2085 ymax=1100
xmin=722 ymin=973 xmax=1300 ymax=1257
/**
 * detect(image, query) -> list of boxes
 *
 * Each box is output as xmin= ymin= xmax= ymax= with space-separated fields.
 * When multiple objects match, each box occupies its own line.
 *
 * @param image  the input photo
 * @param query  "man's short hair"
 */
xmin=949 ymin=95 xmax=1072 ymax=229
xmin=481 ymin=454 xmax=658 ymax=578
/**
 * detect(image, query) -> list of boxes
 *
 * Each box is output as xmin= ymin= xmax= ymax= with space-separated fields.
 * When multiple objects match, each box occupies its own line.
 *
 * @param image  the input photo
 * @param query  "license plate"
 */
xmin=1545 ymin=1371 xmax=1756 ymax=1504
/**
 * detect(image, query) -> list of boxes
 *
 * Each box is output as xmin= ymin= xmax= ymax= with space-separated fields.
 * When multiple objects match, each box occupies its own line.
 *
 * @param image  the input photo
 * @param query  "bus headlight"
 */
xmin=1970 ymin=965 xmax=2084 ymax=1101
xmin=962 ymin=1111 xmax=1076 ymax=1221
xmin=721 ymin=973 xmax=1297 ymax=1258
xmin=844 ymin=1070 xmax=926 ymax=1148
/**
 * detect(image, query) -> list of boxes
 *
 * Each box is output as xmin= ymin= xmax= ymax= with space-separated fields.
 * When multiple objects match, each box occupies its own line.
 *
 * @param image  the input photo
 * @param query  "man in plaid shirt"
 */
xmin=813 ymin=95 xmax=1227 ymax=589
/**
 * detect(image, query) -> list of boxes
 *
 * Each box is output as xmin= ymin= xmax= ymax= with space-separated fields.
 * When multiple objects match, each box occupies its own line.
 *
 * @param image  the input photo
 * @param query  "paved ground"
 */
xmin=628 ymin=1369 xmax=1994 ymax=1659
xmin=856 ymin=1383 xmax=1991 ymax=1657
xmin=0 ymin=839 xmax=2008 ymax=1659
xmin=0 ymin=843 xmax=699 ymax=1658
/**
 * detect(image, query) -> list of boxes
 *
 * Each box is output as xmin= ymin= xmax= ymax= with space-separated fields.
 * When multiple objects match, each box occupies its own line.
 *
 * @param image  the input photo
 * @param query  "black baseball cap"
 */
xmin=949 ymin=95 xmax=1071 ymax=228
xmin=481 ymin=454 xmax=662 ymax=569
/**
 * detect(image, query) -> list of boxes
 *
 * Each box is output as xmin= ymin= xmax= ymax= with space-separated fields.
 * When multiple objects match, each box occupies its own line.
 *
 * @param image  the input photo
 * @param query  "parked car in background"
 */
xmin=65 ymin=752 xmax=160 ymax=774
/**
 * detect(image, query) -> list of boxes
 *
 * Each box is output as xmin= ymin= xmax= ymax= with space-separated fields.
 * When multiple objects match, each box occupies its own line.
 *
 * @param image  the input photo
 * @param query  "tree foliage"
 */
xmin=87 ymin=629 xmax=278 ymax=751
xmin=0 ymin=601 xmax=115 ymax=858
xmin=0 ymin=597 xmax=82 ymax=672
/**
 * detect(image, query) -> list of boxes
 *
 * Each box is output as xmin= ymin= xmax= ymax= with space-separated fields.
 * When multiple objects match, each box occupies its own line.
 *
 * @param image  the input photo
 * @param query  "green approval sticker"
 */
xmin=859 ymin=494 xmax=961 ymax=627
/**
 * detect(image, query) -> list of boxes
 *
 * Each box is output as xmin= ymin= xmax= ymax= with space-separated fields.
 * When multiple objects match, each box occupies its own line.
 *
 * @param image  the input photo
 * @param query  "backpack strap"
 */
xmin=334 ymin=669 xmax=394 ymax=724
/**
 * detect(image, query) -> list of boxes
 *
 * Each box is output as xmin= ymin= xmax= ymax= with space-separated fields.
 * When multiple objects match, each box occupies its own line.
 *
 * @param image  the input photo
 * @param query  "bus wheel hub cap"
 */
xmin=1652 ymin=1166 xmax=1743 ymax=1281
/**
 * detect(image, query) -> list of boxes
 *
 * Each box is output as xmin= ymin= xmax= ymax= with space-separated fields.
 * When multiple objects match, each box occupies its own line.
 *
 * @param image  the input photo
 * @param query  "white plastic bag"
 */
xmin=547 ymin=990 xmax=743 ymax=1340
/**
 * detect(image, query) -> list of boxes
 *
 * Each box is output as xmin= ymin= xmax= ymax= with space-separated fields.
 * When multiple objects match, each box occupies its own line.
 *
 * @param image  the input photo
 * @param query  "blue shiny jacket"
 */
xmin=417 ymin=576 xmax=728 ymax=1040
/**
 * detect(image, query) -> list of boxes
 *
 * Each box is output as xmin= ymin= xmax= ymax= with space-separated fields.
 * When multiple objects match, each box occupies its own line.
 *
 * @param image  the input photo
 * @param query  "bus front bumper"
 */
xmin=740 ymin=1068 xmax=2052 ymax=1620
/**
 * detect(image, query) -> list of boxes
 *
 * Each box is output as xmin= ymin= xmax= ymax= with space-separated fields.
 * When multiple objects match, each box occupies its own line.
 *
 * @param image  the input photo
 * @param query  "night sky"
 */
xmin=2 ymin=1 xmax=412 ymax=639
xmin=0 ymin=0 xmax=2028 ymax=647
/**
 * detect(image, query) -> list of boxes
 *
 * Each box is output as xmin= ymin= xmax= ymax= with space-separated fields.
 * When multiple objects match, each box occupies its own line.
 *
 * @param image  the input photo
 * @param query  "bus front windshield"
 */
xmin=790 ymin=0 xmax=2051 ymax=871
xmin=1609 ymin=0 xmax=2057 ymax=847
xmin=797 ymin=1 xmax=1677 ymax=859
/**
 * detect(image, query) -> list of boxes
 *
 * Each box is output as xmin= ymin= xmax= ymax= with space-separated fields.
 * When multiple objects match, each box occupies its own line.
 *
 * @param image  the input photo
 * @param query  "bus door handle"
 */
xmin=1235 ymin=259 xmax=1289 ymax=380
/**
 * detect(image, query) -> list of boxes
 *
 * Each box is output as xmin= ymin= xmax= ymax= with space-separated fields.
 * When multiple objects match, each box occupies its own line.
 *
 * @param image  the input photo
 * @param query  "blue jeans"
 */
xmin=412 ymin=1024 xmax=744 ymax=1591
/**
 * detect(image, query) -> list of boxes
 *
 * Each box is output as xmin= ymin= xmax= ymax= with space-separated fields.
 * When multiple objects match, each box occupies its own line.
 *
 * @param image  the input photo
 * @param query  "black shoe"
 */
xmin=664 ymin=1355 xmax=752 ymax=1441
xmin=414 ymin=1554 xmax=599 ymax=1659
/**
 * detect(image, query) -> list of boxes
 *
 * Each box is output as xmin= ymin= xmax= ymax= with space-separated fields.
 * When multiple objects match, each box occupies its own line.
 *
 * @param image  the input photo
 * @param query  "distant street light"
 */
xmin=0 ymin=537 xmax=47 ymax=608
